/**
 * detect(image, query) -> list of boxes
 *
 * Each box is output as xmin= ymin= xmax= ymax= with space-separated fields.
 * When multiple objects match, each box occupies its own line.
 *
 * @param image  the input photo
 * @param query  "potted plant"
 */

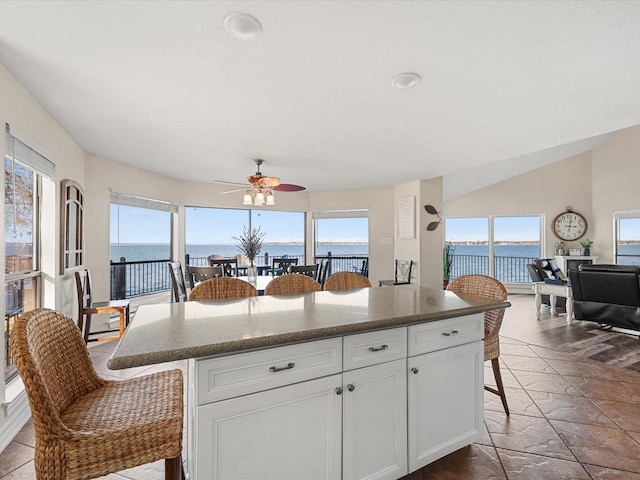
xmin=234 ymin=226 xmax=265 ymax=282
xmin=443 ymin=243 xmax=455 ymax=289
xmin=580 ymin=238 xmax=593 ymax=256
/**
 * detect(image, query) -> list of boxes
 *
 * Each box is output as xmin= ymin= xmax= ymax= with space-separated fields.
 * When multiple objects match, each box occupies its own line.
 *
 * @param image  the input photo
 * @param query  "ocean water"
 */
xmin=109 ymin=243 xmax=640 ymax=263
xmin=110 ymin=243 xmax=368 ymax=262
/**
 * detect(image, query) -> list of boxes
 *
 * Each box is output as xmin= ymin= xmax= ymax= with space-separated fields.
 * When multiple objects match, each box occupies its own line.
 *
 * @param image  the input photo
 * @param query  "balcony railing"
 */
xmin=110 ymin=253 xmax=537 ymax=299
xmin=110 ymin=259 xmax=171 ymax=299
xmin=315 ymin=253 xmax=369 ymax=278
xmin=449 ymin=254 xmax=537 ymax=283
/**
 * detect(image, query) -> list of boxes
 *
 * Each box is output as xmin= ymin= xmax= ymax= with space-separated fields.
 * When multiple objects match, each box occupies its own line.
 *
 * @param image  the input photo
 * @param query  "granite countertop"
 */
xmin=108 ymin=285 xmax=510 ymax=370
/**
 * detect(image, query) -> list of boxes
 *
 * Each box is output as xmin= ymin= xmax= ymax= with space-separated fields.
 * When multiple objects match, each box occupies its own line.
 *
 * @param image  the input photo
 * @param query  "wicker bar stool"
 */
xmin=188 ymin=277 xmax=258 ymax=301
xmin=446 ymin=274 xmax=510 ymax=415
xmin=264 ymin=274 xmax=321 ymax=296
xmin=324 ymin=272 xmax=372 ymax=291
xmin=11 ymin=308 xmax=184 ymax=479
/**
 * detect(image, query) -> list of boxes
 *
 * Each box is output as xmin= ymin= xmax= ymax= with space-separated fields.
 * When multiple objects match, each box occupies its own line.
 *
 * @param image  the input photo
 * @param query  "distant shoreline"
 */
xmin=111 ymin=242 xmax=368 ymax=246
xmin=447 ymin=241 xmax=640 ymax=246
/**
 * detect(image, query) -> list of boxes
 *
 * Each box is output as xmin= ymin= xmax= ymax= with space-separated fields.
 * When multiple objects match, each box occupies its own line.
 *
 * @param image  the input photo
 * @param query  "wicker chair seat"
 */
xmin=59 ymin=371 xmax=183 ymax=476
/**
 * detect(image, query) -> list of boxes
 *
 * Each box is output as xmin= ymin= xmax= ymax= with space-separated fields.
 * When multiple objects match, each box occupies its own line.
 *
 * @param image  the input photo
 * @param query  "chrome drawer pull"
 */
xmin=441 ymin=330 xmax=459 ymax=337
xmin=411 ymin=367 xmax=419 ymax=374
xmin=347 ymin=384 xmax=355 ymax=392
xmin=269 ymin=362 xmax=295 ymax=373
xmin=368 ymin=344 xmax=389 ymax=352
xmin=335 ymin=387 xmax=343 ymax=395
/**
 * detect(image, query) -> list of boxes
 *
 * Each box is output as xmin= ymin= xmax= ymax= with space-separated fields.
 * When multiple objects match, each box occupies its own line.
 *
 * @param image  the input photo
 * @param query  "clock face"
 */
xmin=553 ymin=211 xmax=587 ymax=241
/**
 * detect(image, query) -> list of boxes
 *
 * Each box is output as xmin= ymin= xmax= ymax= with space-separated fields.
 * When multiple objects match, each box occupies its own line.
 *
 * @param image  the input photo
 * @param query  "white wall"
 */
xmin=444 ymin=125 xmax=640 ymax=266
xmin=309 ymin=187 xmax=395 ymax=284
xmin=0 ymin=63 xmax=85 ymax=451
xmin=591 ymin=125 xmax=640 ymax=263
xmin=85 ymin=154 xmax=396 ymax=292
xmin=445 ymin=152 xmax=593 ymax=257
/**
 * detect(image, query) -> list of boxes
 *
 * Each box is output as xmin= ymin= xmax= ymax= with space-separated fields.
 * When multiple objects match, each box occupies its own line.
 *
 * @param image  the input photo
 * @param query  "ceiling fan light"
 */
xmin=254 ymin=192 xmax=265 ymax=205
xmin=265 ymin=192 xmax=276 ymax=205
xmin=242 ymin=192 xmax=253 ymax=205
xmin=259 ymin=176 xmax=281 ymax=188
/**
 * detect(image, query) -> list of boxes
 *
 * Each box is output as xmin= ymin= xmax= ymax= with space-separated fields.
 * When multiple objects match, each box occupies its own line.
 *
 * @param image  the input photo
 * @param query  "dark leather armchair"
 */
xmin=569 ymin=264 xmax=640 ymax=331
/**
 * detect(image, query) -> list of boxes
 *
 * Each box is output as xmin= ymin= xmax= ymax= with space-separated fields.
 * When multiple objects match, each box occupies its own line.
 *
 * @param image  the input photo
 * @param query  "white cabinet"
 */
xmin=195 ymin=373 xmax=343 ymax=480
xmin=407 ymin=341 xmax=484 ymax=471
xmin=190 ymin=316 xmax=484 ymax=480
xmin=343 ymin=358 xmax=407 ymax=480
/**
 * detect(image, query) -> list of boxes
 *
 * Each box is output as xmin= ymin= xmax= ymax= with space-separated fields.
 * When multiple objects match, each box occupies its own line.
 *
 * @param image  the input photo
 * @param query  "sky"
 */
xmin=445 ymin=216 xmax=542 ymax=243
xmin=109 ymin=205 xmax=640 ymax=245
xmin=110 ymin=205 xmax=369 ymax=244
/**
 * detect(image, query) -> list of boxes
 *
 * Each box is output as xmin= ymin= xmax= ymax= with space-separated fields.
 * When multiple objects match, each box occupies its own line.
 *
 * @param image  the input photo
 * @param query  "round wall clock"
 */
xmin=552 ymin=207 xmax=587 ymax=241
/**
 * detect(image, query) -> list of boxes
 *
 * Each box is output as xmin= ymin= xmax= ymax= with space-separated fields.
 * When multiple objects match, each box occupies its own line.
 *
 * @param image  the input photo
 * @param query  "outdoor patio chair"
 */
xmin=447 ymin=274 xmax=509 ymax=415
xmin=11 ymin=308 xmax=184 ymax=480
xmin=317 ymin=259 xmax=330 ymax=289
xmin=264 ymin=274 xmax=321 ymax=296
xmin=289 ymin=264 xmax=319 ymax=279
xmin=185 ymin=265 xmax=224 ymax=289
xmin=188 ymin=277 xmax=258 ymax=301
xmin=270 ymin=257 xmax=299 ymax=276
xmin=208 ymin=257 xmax=239 ymax=277
xmin=75 ymin=269 xmax=130 ymax=343
xmin=168 ymin=261 xmax=188 ymax=302
xmin=379 ymin=259 xmax=414 ymax=286
xmin=324 ymin=271 xmax=372 ymax=291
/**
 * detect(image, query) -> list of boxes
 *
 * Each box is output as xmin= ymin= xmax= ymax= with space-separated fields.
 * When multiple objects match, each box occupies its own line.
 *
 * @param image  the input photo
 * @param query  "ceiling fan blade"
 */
xmin=214 ymin=179 xmax=249 ymax=186
xmin=273 ymin=184 xmax=306 ymax=192
xmin=220 ymin=188 xmax=248 ymax=194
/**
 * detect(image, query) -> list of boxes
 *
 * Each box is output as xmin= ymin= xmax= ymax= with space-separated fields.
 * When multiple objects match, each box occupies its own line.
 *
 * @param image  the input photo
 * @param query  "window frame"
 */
xmin=444 ymin=214 xmax=543 ymax=283
xmin=614 ymin=210 xmax=640 ymax=266
xmin=4 ymin=127 xmax=50 ymax=385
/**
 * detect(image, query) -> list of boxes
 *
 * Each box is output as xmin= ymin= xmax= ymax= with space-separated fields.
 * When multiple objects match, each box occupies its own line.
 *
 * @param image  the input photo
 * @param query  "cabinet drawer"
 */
xmin=343 ymin=327 xmax=407 ymax=371
xmin=408 ymin=314 xmax=483 ymax=356
xmin=196 ymin=337 xmax=342 ymax=404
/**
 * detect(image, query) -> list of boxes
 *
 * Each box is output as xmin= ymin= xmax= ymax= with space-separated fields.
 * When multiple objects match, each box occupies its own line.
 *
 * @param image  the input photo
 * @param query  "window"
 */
xmin=445 ymin=215 xmax=541 ymax=283
xmin=61 ymin=179 xmax=84 ymax=272
xmin=615 ymin=212 xmax=640 ymax=266
xmin=185 ymin=207 xmax=306 ymax=267
xmin=110 ymin=192 xmax=176 ymax=298
xmin=313 ymin=210 xmax=369 ymax=275
xmin=4 ymin=125 xmax=54 ymax=383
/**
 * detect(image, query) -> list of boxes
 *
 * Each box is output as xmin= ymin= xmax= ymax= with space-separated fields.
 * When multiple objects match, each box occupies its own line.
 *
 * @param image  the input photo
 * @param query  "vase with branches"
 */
xmin=234 ymin=226 xmax=265 ymax=281
xmin=443 ymin=243 xmax=455 ymax=289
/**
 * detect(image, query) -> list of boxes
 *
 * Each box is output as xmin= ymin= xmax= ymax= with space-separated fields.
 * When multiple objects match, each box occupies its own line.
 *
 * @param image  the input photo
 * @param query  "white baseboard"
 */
xmin=0 ymin=390 xmax=31 ymax=453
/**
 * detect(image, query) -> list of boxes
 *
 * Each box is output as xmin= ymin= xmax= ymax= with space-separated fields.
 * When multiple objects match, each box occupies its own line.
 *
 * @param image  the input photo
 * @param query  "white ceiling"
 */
xmin=1 ymin=1 xmax=639 ymax=196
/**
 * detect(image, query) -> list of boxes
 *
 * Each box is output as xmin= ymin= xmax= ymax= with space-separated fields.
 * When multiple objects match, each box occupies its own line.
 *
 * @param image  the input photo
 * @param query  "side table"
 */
xmin=532 ymin=281 xmax=573 ymax=324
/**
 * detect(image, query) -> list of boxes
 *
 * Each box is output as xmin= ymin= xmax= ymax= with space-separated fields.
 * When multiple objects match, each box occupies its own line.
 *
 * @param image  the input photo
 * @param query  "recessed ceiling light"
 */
xmin=392 ymin=72 xmax=421 ymax=89
xmin=224 ymin=12 xmax=263 ymax=41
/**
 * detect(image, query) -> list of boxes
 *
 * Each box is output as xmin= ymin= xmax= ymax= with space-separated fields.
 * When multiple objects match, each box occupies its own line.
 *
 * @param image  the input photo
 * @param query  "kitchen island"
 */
xmin=109 ymin=285 xmax=510 ymax=480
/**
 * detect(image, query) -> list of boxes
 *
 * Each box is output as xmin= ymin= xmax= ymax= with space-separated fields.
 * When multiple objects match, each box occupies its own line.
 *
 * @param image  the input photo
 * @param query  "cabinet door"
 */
xmin=407 ymin=341 xmax=483 ymax=472
xmin=343 ymin=359 xmax=407 ymax=480
xmin=195 ymin=374 xmax=342 ymax=480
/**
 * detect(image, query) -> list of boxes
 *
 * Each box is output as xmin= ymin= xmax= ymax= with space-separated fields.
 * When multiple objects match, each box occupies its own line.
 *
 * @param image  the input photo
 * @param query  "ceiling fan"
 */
xmin=214 ymin=159 xmax=306 ymax=206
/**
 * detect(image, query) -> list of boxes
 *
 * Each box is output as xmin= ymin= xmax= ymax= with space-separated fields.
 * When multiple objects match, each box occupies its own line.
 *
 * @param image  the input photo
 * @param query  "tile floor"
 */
xmin=2 ymin=293 xmax=640 ymax=479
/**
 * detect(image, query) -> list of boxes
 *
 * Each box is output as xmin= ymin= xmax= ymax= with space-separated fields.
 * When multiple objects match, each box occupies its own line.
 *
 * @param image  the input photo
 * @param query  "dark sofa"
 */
xmin=568 ymin=264 xmax=640 ymax=331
